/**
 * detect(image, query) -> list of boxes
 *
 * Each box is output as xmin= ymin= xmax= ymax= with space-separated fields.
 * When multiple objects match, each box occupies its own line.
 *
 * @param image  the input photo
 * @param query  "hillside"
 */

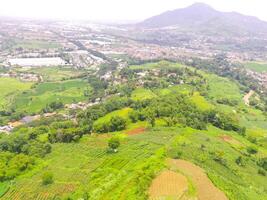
xmin=138 ymin=3 xmax=267 ymax=36
xmin=0 ymin=60 xmax=266 ymax=200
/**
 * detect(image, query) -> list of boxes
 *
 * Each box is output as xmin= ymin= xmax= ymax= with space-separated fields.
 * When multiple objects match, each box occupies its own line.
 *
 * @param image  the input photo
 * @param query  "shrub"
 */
xmin=247 ymin=146 xmax=258 ymax=154
xmin=258 ymin=169 xmax=266 ymax=176
xmin=235 ymin=156 xmax=245 ymax=167
xmin=110 ymin=116 xmax=126 ymax=132
xmin=108 ymin=137 xmax=120 ymax=153
xmin=42 ymin=172 xmax=54 ymax=185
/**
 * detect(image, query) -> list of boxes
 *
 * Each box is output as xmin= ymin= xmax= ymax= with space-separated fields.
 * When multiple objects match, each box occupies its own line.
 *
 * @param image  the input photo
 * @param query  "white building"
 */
xmin=8 ymin=57 xmax=66 ymax=67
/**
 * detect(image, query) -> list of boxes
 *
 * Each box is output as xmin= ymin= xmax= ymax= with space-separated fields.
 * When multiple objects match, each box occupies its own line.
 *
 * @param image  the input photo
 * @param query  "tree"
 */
xmin=108 ymin=137 xmax=120 ymax=153
xmin=110 ymin=116 xmax=126 ymax=132
xmin=235 ymin=156 xmax=245 ymax=167
xmin=42 ymin=172 xmax=54 ymax=185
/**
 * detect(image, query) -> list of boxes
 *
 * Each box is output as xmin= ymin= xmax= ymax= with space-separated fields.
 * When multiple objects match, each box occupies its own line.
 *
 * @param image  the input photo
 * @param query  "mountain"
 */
xmin=138 ymin=3 xmax=267 ymax=35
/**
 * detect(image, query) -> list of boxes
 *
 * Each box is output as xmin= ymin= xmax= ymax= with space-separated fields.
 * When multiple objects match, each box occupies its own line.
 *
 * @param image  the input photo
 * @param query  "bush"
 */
xmin=42 ymin=172 xmax=54 ymax=185
xmin=247 ymin=146 xmax=258 ymax=154
xmin=257 ymin=157 xmax=267 ymax=170
xmin=108 ymin=137 xmax=120 ymax=153
xmin=235 ymin=156 xmax=245 ymax=167
xmin=258 ymin=168 xmax=266 ymax=176
xmin=110 ymin=116 xmax=126 ymax=132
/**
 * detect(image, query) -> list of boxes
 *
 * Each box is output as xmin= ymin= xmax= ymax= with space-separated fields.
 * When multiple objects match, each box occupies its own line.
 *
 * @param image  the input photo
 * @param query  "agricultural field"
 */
xmin=0 ymin=77 xmax=33 ymax=109
xmin=12 ymin=39 xmax=61 ymax=50
xmin=204 ymin=73 xmax=243 ymax=102
xmin=131 ymin=88 xmax=157 ymax=101
xmin=12 ymin=79 xmax=92 ymax=114
xmin=130 ymin=61 xmax=184 ymax=70
xmin=244 ymin=62 xmax=267 ymax=73
xmin=17 ymin=66 xmax=85 ymax=81
xmin=0 ymin=61 xmax=267 ymax=200
xmin=0 ymin=129 xmax=174 ymax=200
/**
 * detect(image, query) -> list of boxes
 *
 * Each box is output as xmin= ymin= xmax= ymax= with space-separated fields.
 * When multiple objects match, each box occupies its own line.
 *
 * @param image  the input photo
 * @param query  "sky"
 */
xmin=0 ymin=0 xmax=267 ymax=22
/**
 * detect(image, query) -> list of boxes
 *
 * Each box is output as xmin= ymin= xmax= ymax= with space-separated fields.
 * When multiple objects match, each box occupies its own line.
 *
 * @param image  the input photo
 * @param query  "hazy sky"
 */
xmin=0 ymin=0 xmax=267 ymax=22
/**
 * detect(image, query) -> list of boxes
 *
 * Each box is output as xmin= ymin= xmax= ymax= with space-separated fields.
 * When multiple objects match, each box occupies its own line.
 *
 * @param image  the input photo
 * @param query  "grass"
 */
xmin=244 ymin=62 xmax=267 ymax=73
xmin=13 ymin=39 xmax=61 ymax=49
xmin=0 ymin=78 xmax=33 ymax=109
xmin=0 ymin=182 xmax=9 ymax=198
xmin=190 ymin=92 xmax=214 ymax=111
xmin=94 ymin=107 xmax=133 ymax=125
xmin=205 ymin=74 xmax=243 ymax=102
xmin=168 ymin=126 xmax=267 ymax=200
xmin=131 ymin=88 xmax=157 ymax=101
xmin=16 ymin=66 xmax=84 ymax=82
xmin=12 ymin=79 xmax=92 ymax=114
xmin=130 ymin=60 xmax=184 ymax=70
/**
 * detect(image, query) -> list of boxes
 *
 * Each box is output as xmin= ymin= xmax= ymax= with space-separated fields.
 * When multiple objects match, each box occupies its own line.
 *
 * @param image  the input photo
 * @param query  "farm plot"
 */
xmin=168 ymin=159 xmax=228 ymax=200
xmin=1 ymin=129 xmax=176 ymax=200
xmin=0 ymin=77 xmax=32 ymax=109
xmin=149 ymin=170 xmax=189 ymax=200
xmin=19 ymin=66 xmax=84 ymax=82
xmin=168 ymin=127 xmax=267 ymax=200
xmin=244 ymin=62 xmax=267 ymax=73
xmin=12 ymin=79 xmax=92 ymax=113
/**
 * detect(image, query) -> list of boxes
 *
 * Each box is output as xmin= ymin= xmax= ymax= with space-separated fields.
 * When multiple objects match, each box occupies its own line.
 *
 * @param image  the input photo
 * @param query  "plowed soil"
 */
xmin=149 ymin=170 xmax=188 ymax=200
xmin=126 ymin=127 xmax=146 ymax=135
xmin=168 ymin=159 xmax=228 ymax=200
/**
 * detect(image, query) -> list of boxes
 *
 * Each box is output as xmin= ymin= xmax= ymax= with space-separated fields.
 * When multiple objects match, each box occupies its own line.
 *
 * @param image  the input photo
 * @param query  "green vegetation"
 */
xmin=0 ymin=60 xmax=266 ymax=200
xmin=42 ymin=172 xmax=54 ymax=185
xmin=15 ymin=66 xmax=85 ymax=82
xmin=244 ymin=62 xmax=267 ymax=72
xmin=0 ymin=78 xmax=32 ymax=109
xmin=131 ymin=88 xmax=157 ymax=101
xmin=13 ymin=39 xmax=61 ymax=50
xmin=13 ymin=79 xmax=92 ymax=114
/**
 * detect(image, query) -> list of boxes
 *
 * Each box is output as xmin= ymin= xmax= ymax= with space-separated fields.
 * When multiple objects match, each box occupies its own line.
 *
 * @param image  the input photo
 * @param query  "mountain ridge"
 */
xmin=138 ymin=3 xmax=267 ymax=35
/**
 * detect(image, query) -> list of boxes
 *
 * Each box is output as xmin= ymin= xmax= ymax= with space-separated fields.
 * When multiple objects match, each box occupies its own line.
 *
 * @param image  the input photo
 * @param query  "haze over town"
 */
xmin=1 ymin=0 xmax=267 ymax=22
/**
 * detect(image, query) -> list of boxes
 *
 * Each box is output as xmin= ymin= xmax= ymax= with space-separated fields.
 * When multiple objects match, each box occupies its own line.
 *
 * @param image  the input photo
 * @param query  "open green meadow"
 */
xmin=13 ymin=39 xmax=61 ymax=49
xmin=244 ymin=62 xmax=267 ymax=73
xmin=0 ymin=78 xmax=33 ymax=109
xmin=16 ymin=66 xmax=85 ymax=82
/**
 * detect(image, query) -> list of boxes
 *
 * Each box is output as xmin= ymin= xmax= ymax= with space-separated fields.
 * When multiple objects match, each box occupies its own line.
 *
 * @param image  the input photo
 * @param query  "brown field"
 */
xmin=168 ymin=159 xmax=228 ymax=200
xmin=126 ymin=127 xmax=146 ymax=135
xmin=149 ymin=170 xmax=188 ymax=200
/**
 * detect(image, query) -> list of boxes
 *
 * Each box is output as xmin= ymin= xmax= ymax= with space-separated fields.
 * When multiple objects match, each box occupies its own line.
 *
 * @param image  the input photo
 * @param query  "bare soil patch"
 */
xmin=168 ymin=159 xmax=228 ymax=200
xmin=219 ymin=135 xmax=242 ymax=146
xmin=149 ymin=170 xmax=188 ymax=200
xmin=126 ymin=127 xmax=146 ymax=135
xmin=243 ymin=90 xmax=254 ymax=106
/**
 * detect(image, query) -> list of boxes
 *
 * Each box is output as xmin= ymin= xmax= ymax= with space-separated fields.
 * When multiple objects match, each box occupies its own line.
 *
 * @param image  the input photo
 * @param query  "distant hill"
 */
xmin=138 ymin=3 xmax=267 ymax=36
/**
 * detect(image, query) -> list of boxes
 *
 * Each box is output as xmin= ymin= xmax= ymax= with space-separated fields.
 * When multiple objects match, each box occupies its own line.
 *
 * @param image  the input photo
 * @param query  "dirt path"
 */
xmin=149 ymin=170 xmax=188 ymax=200
xmin=243 ymin=90 xmax=254 ymax=106
xmin=168 ymin=159 xmax=228 ymax=200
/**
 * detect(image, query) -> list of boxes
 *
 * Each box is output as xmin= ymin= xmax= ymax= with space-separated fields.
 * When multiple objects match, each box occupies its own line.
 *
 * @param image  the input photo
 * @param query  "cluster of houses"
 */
xmin=0 ymin=72 xmax=42 ymax=82
xmin=0 ymin=113 xmax=57 ymax=134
